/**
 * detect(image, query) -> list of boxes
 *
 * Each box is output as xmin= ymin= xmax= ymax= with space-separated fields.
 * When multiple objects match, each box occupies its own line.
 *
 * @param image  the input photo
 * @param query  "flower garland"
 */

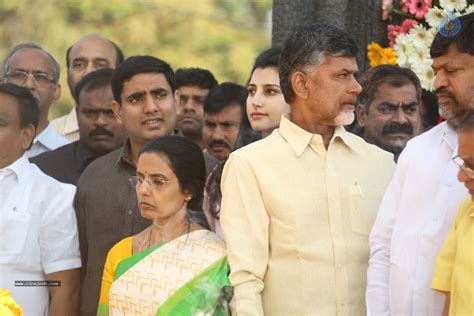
xmin=0 ymin=289 xmax=22 ymax=316
xmin=368 ymin=0 xmax=474 ymax=90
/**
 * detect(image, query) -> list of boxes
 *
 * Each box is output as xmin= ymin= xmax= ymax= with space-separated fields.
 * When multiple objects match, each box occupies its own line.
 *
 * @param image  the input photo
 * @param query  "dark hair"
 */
xmin=0 ymin=83 xmax=39 ymax=149
xmin=359 ymin=64 xmax=422 ymax=113
xmin=111 ymin=55 xmax=175 ymax=105
xmin=248 ymin=47 xmax=282 ymax=84
xmin=66 ymin=37 xmax=124 ymax=69
xmin=431 ymin=12 xmax=474 ymax=58
xmin=457 ymin=109 xmax=474 ymax=134
xmin=203 ymin=82 xmax=247 ymax=114
xmin=421 ymin=89 xmax=439 ymax=129
xmin=235 ymin=47 xmax=282 ymax=147
xmin=139 ymin=136 xmax=210 ymax=229
xmin=73 ymin=68 xmax=114 ymax=105
xmin=175 ymin=68 xmax=218 ymax=90
xmin=279 ymin=24 xmax=359 ymax=103
xmin=3 ymin=43 xmax=61 ymax=83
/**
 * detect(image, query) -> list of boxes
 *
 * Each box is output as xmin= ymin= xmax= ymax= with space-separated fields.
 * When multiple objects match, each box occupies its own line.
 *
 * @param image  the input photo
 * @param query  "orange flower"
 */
xmin=0 ymin=289 xmax=22 ymax=316
xmin=368 ymin=42 xmax=398 ymax=67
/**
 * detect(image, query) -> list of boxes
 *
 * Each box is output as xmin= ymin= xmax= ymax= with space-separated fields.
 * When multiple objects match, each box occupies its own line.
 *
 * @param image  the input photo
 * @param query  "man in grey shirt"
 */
xmin=75 ymin=56 xmax=204 ymax=315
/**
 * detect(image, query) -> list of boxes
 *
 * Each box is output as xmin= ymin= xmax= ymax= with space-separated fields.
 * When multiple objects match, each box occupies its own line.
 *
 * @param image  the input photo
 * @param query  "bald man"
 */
xmin=52 ymin=34 xmax=124 ymax=141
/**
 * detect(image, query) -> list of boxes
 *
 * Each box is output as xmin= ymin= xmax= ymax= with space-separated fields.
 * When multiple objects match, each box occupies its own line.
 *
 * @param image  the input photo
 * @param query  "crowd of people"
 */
xmin=0 ymin=12 xmax=473 ymax=316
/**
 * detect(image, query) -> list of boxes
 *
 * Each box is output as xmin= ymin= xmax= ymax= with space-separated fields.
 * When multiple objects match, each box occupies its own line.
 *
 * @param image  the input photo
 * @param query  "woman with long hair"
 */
xmin=204 ymin=47 xmax=290 ymax=236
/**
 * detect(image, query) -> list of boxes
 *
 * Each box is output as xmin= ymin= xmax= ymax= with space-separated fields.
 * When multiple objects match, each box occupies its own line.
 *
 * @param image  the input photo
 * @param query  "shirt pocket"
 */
xmin=348 ymin=183 xmax=379 ymax=236
xmin=0 ymin=210 xmax=31 ymax=263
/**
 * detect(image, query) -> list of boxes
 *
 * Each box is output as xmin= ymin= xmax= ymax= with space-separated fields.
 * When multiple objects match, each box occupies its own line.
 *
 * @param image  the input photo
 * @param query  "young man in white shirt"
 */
xmin=367 ymin=12 xmax=474 ymax=315
xmin=0 ymin=83 xmax=81 ymax=315
xmin=3 ymin=43 xmax=68 ymax=157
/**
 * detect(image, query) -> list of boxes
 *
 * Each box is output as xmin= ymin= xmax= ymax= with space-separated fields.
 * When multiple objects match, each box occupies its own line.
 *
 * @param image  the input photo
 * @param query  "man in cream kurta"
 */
xmin=220 ymin=24 xmax=395 ymax=315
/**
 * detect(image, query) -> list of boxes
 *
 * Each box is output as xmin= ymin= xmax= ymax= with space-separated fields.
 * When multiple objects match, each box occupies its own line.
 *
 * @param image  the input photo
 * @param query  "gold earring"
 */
xmin=185 ymin=196 xmax=191 ymax=202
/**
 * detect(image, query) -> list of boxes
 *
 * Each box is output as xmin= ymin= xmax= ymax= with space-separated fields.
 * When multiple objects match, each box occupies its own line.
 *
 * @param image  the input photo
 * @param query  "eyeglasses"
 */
xmin=129 ymin=176 xmax=176 ymax=190
xmin=4 ymin=70 xmax=55 ymax=86
xmin=452 ymin=155 xmax=474 ymax=179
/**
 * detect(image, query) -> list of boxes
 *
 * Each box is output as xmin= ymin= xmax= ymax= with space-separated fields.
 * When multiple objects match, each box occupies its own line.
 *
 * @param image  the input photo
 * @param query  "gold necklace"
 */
xmin=138 ymin=222 xmax=192 ymax=253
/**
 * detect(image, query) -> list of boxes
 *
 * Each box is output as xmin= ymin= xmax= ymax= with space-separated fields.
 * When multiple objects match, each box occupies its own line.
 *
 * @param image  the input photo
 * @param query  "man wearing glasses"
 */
xmin=3 ymin=43 xmax=68 ymax=157
xmin=367 ymin=13 xmax=474 ymax=315
xmin=432 ymin=110 xmax=474 ymax=315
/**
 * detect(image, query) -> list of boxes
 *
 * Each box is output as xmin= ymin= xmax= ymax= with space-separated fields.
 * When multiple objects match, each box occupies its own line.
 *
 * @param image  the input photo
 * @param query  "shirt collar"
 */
xmin=468 ymin=200 xmax=474 ymax=217
xmin=115 ymin=130 xmax=184 ymax=167
xmin=441 ymin=122 xmax=458 ymax=153
xmin=76 ymin=141 xmax=99 ymax=170
xmin=115 ymin=139 xmax=134 ymax=167
xmin=0 ymin=154 xmax=31 ymax=184
xmin=278 ymin=114 xmax=359 ymax=157
xmin=33 ymin=122 xmax=61 ymax=150
xmin=64 ymin=109 xmax=79 ymax=134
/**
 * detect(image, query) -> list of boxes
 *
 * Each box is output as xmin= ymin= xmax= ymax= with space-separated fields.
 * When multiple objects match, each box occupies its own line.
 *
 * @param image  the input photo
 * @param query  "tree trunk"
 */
xmin=272 ymin=0 xmax=388 ymax=73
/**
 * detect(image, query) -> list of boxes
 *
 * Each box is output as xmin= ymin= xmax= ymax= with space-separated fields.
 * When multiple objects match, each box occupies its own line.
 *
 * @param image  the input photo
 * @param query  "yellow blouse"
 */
xmin=98 ymin=237 xmax=133 ymax=307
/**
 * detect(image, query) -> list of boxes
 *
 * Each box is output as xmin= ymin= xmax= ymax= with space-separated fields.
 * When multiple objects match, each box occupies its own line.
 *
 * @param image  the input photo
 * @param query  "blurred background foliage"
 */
xmin=0 ymin=0 xmax=272 ymax=118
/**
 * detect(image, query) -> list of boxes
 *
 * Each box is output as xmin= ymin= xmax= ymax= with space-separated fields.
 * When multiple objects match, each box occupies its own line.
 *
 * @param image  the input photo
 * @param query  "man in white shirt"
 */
xmin=3 ymin=43 xmax=68 ymax=157
xmin=0 ymin=83 xmax=81 ymax=315
xmin=52 ymin=34 xmax=124 ymax=142
xmin=367 ymin=12 xmax=474 ymax=315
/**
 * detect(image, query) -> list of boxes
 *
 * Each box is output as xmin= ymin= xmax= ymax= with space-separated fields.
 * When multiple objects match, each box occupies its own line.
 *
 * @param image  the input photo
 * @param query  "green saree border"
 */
xmin=156 ymin=256 xmax=230 ymax=315
xmin=113 ymin=242 xmax=165 ymax=281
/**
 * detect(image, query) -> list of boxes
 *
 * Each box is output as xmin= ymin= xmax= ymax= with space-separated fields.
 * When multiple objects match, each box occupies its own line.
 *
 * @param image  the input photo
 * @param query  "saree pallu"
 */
xmin=98 ymin=230 xmax=230 ymax=315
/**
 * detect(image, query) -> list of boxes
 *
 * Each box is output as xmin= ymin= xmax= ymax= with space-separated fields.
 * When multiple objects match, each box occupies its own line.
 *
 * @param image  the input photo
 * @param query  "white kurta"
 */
xmin=0 ymin=154 xmax=81 ymax=315
xmin=367 ymin=122 xmax=469 ymax=315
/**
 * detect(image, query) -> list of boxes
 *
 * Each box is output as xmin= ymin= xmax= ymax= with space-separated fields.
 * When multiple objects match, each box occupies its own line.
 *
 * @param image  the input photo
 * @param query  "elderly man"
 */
xmin=0 ymin=83 xmax=81 ymax=315
xmin=31 ymin=68 xmax=127 ymax=185
xmin=3 ymin=43 xmax=68 ymax=157
xmin=75 ymin=55 xmax=217 ymax=315
xmin=52 ymin=34 xmax=124 ymax=141
xmin=431 ymin=110 xmax=474 ymax=315
xmin=174 ymin=67 xmax=218 ymax=148
xmin=367 ymin=12 xmax=474 ymax=315
xmin=220 ymin=24 xmax=395 ymax=315
xmin=356 ymin=65 xmax=423 ymax=161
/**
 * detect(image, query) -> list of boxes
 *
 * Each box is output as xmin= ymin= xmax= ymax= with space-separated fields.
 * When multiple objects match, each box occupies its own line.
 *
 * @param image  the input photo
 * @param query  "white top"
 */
xmin=51 ymin=109 xmax=80 ymax=142
xmin=366 ymin=122 xmax=469 ymax=315
xmin=27 ymin=122 xmax=69 ymax=158
xmin=0 ymin=154 xmax=81 ymax=316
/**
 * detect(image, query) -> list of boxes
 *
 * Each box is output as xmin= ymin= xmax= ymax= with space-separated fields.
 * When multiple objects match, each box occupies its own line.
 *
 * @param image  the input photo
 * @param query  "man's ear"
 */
xmin=111 ymin=100 xmax=123 ymax=124
xmin=21 ymin=124 xmax=36 ymax=149
xmin=291 ymin=71 xmax=309 ymax=100
xmin=53 ymin=83 xmax=61 ymax=102
xmin=174 ymin=90 xmax=180 ymax=104
xmin=356 ymin=104 xmax=367 ymax=127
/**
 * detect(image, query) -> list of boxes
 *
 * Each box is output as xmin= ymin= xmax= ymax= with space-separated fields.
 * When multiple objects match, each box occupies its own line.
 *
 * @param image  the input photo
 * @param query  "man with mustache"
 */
xmin=356 ymin=65 xmax=423 ymax=161
xmin=202 ymin=82 xmax=246 ymax=161
xmin=31 ymin=69 xmax=127 ymax=185
xmin=367 ymin=12 xmax=474 ymax=315
xmin=174 ymin=67 xmax=218 ymax=149
xmin=74 ymin=56 xmax=181 ymax=316
xmin=221 ymin=24 xmax=395 ymax=315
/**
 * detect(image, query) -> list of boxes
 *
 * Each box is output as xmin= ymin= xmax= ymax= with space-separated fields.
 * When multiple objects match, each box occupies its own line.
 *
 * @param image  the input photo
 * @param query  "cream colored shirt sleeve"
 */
xmin=221 ymin=154 xmax=269 ymax=316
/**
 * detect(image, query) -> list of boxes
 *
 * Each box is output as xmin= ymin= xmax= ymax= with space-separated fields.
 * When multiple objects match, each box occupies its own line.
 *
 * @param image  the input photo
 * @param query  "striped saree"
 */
xmin=97 ymin=230 xmax=231 ymax=315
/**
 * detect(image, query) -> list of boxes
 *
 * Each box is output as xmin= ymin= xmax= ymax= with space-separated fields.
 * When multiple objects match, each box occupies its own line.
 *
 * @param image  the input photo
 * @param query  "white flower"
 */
xmin=395 ymin=34 xmax=413 ymax=68
xmin=412 ymin=62 xmax=436 ymax=91
xmin=425 ymin=7 xmax=449 ymax=29
xmin=408 ymin=25 xmax=435 ymax=50
xmin=465 ymin=5 xmax=474 ymax=14
xmin=408 ymin=46 xmax=431 ymax=66
xmin=439 ymin=0 xmax=467 ymax=12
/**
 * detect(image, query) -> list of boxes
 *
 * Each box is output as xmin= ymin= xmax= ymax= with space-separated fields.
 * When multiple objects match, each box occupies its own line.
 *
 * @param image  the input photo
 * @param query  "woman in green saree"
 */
xmin=97 ymin=136 xmax=231 ymax=315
